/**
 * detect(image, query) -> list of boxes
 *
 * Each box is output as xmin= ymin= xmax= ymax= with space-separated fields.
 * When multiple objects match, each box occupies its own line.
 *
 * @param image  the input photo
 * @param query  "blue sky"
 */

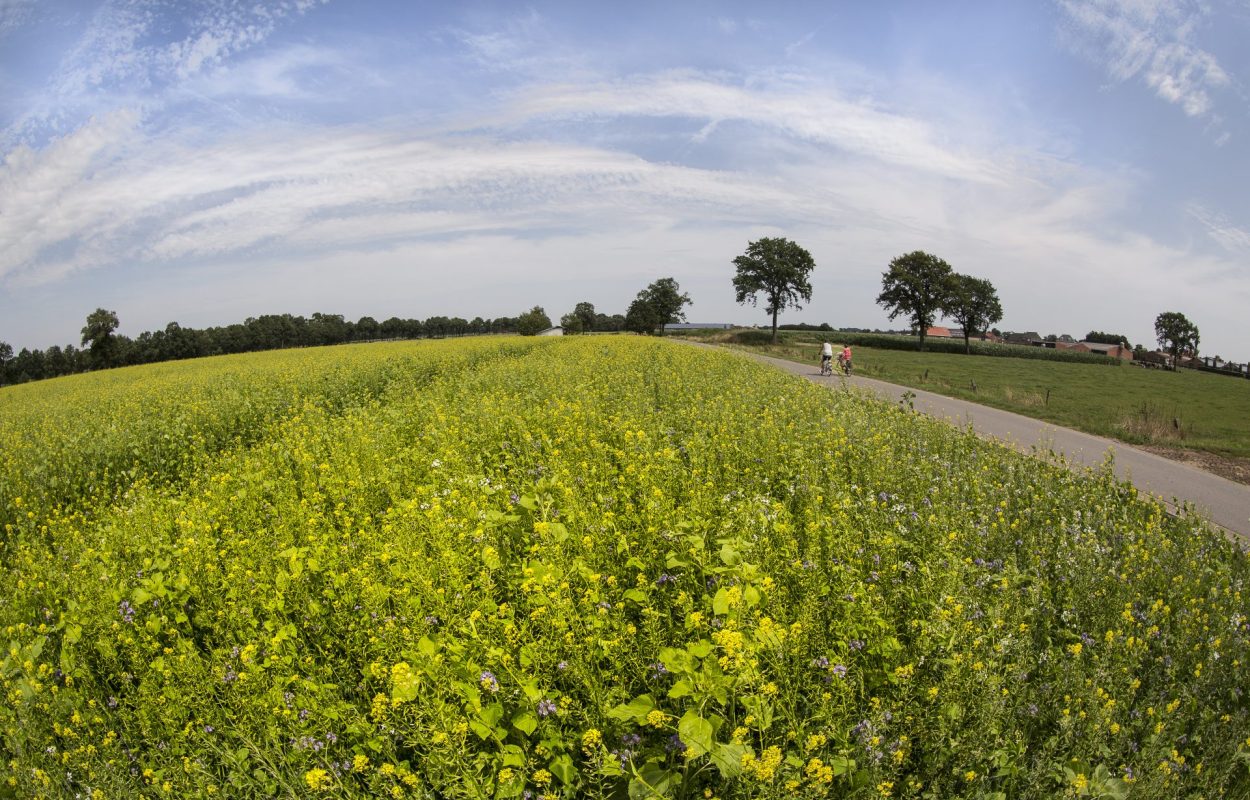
xmin=1 ymin=0 xmax=1248 ymax=359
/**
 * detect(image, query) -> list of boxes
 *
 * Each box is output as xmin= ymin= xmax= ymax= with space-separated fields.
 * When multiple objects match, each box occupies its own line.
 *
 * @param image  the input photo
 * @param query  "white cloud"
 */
xmin=0 ymin=0 xmax=33 ymax=39
xmin=1058 ymin=0 xmax=1230 ymax=117
xmin=507 ymin=71 xmax=1011 ymax=184
xmin=1188 ymin=204 xmax=1250 ymax=252
xmin=0 ymin=109 xmax=140 ymax=281
xmin=6 ymin=0 xmax=326 ymax=143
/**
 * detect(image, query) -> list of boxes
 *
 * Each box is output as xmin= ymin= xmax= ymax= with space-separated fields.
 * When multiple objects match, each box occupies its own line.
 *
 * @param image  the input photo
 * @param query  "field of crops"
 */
xmin=2 ymin=337 xmax=1248 ymax=799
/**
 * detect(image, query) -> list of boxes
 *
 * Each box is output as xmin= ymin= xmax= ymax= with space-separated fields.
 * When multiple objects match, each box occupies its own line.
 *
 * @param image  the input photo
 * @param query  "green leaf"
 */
xmin=623 ymin=588 xmax=648 ymax=604
xmin=519 ymin=677 xmax=542 ymax=702
xmin=132 ymin=587 xmax=153 ymax=605
xmin=719 ymin=543 xmax=741 ymax=566
xmin=687 ymin=640 xmax=713 ymax=658
xmin=417 ymin=636 xmax=440 ymax=656
xmin=480 ymin=702 xmax=504 ymax=727
xmin=709 ymin=742 xmax=746 ymax=778
xmin=712 ymin=587 xmax=730 ymax=615
xmin=549 ymin=754 xmax=576 ymax=786
xmin=511 ymin=711 xmax=537 ymax=736
xmin=742 ymin=584 xmax=761 ymax=608
xmin=608 ymin=694 xmax=656 ymax=723
xmin=501 ymin=745 xmax=526 ymax=768
xmin=629 ymin=760 xmax=679 ymax=799
xmin=667 ymin=680 xmax=694 ymax=699
xmin=659 ymin=647 xmax=693 ymax=675
xmin=678 ymin=710 xmax=714 ymax=758
xmin=547 ymin=522 xmax=569 ymax=542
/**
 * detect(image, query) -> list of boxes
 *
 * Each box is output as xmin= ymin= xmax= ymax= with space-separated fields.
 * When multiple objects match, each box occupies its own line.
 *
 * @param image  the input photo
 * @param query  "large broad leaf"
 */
xmin=511 ymin=711 xmax=537 ymax=736
xmin=677 ymin=710 xmax=715 ymax=758
xmin=667 ymin=680 xmax=694 ymax=699
xmin=628 ymin=760 xmax=679 ymax=799
xmin=549 ymin=754 xmax=576 ymax=786
xmin=709 ymin=742 xmax=746 ymax=778
xmin=607 ymin=694 xmax=656 ymax=723
xmin=659 ymin=647 xmax=694 ymax=676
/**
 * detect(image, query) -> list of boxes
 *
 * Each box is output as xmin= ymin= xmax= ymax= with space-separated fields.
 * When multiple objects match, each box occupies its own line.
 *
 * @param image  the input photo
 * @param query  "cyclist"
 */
xmin=838 ymin=344 xmax=853 ymax=375
xmin=820 ymin=342 xmax=834 ymax=375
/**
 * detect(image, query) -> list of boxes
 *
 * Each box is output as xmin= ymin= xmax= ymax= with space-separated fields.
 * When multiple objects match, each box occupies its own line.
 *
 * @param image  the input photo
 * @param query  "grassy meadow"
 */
xmin=690 ymin=331 xmax=1250 ymax=459
xmin=1 ymin=337 xmax=1248 ymax=799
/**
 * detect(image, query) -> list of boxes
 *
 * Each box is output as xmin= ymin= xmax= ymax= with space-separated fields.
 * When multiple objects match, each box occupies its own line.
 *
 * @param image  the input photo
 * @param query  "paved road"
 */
xmin=739 ymin=349 xmax=1250 ymax=542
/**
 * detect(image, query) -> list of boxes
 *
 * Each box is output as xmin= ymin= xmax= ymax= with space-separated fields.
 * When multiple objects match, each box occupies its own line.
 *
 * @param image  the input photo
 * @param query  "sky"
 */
xmin=1 ymin=0 xmax=1248 ymax=360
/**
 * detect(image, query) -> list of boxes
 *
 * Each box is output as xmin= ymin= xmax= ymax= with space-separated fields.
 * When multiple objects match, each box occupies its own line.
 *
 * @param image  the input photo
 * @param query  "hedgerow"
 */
xmin=717 ymin=330 xmax=1120 ymax=365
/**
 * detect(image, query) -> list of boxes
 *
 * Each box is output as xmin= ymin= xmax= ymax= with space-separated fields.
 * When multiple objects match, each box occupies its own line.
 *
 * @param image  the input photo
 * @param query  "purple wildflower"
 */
xmin=479 ymin=670 xmax=500 ymax=693
xmin=649 ymin=661 xmax=670 ymax=680
xmin=655 ymin=573 xmax=677 ymax=588
xmin=118 ymin=600 xmax=135 ymax=624
xmin=536 ymin=699 xmax=557 ymax=717
xmin=664 ymin=734 xmax=687 ymax=754
xmin=832 ymin=664 xmax=848 ymax=678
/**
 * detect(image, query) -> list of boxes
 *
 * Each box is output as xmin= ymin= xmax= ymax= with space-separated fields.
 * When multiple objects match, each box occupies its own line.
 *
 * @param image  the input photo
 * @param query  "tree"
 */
xmin=943 ymin=274 xmax=1003 ymax=354
xmin=559 ymin=312 xmax=584 ymax=334
xmin=1085 ymin=331 xmax=1130 ymax=348
xmin=0 ymin=341 xmax=11 ymax=367
xmin=516 ymin=306 xmax=552 ymax=336
xmin=355 ymin=316 xmax=380 ymax=341
xmin=636 ymin=277 xmax=691 ymax=335
xmin=624 ymin=297 xmax=661 ymax=335
xmin=1154 ymin=311 xmax=1199 ymax=369
xmin=875 ymin=251 xmax=954 ymax=351
xmin=731 ymin=237 xmax=816 ymax=343
xmin=573 ymin=302 xmax=597 ymax=333
xmin=81 ymin=308 xmax=121 ymax=368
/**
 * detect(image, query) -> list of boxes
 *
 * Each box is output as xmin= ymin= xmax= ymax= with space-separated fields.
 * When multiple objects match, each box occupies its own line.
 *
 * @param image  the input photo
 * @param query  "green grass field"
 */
xmin=694 ymin=332 xmax=1250 ymax=459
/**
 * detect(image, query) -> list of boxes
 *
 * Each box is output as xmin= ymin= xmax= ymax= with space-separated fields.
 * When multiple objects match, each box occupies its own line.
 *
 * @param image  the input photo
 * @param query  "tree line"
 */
xmin=0 ymin=311 xmax=537 ymax=386
xmin=1 ymin=240 xmax=1209 ymax=386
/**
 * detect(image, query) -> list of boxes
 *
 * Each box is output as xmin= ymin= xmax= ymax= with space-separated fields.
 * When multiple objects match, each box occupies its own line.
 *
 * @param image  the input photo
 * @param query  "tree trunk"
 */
xmin=964 ymin=333 xmax=971 ymax=355
xmin=771 ymin=307 xmax=779 ymax=343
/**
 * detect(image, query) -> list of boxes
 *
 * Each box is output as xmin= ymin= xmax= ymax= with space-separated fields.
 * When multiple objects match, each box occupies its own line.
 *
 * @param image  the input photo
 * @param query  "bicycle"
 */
xmin=820 ymin=356 xmax=833 ymax=376
xmin=838 ymin=356 xmax=852 ymax=376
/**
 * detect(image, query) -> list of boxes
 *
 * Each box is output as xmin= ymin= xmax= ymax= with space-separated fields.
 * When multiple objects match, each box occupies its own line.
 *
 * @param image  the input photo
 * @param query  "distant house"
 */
xmin=538 ymin=326 xmax=563 ymax=337
xmin=1003 ymin=331 xmax=1042 ymax=345
xmin=666 ymin=323 xmax=735 ymax=330
xmin=1138 ymin=349 xmax=1199 ymax=369
xmin=925 ymin=326 xmax=952 ymax=338
xmin=1075 ymin=341 xmax=1133 ymax=360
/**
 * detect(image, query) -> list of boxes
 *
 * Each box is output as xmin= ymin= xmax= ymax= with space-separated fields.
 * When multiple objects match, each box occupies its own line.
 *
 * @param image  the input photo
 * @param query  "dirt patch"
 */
xmin=1139 ymin=446 xmax=1250 ymax=486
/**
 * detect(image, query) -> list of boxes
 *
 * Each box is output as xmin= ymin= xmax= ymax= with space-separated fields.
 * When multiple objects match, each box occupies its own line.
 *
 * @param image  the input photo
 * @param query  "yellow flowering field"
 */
xmin=1 ymin=337 xmax=1247 ymax=799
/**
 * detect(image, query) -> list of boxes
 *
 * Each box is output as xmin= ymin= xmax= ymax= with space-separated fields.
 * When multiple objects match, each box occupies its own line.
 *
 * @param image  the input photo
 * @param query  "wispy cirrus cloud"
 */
xmin=507 ymin=71 xmax=1011 ymax=184
xmin=0 ymin=0 xmax=34 ymax=39
xmin=5 ymin=0 xmax=327 ymax=145
xmin=1058 ymin=0 xmax=1231 ymax=117
xmin=1189 ymin=203 xmax=1250 ymax=253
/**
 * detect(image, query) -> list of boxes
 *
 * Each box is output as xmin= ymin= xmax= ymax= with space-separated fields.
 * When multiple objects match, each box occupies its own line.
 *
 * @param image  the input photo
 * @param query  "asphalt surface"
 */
xmin=741 ymin=349 xmax=1250 ymax=542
